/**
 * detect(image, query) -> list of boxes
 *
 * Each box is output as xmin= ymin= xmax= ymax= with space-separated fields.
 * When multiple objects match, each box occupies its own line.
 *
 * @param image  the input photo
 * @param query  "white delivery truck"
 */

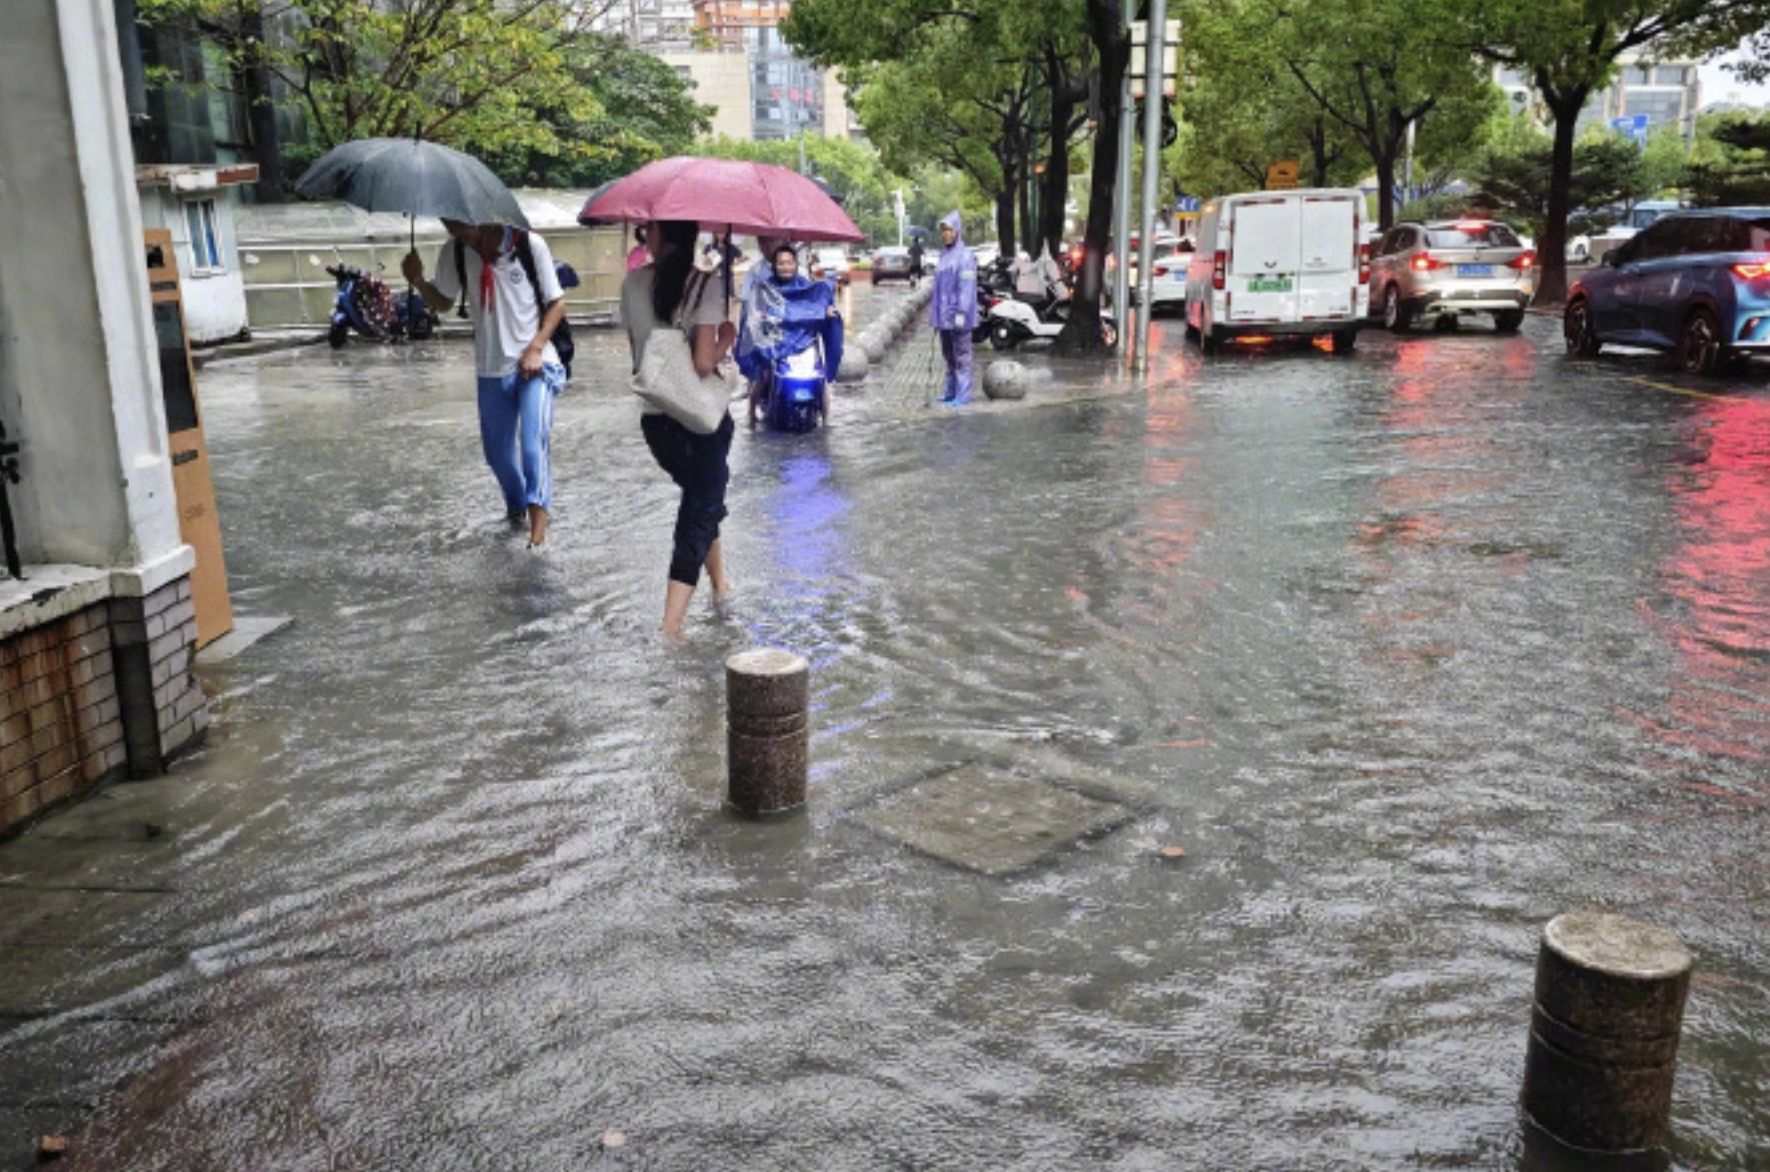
xmin=1183 ymin=188 xmax=1370 ymax=354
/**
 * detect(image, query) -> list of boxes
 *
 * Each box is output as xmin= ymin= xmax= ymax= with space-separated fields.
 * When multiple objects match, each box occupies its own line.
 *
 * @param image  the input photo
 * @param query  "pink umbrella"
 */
xmin=578 ymin=157 xmax=865 ymax=242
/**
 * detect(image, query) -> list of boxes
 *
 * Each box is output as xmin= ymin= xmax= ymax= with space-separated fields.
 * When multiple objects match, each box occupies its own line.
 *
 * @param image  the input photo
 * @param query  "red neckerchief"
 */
xmin=478 ymin=228 xmax=509 ymax=313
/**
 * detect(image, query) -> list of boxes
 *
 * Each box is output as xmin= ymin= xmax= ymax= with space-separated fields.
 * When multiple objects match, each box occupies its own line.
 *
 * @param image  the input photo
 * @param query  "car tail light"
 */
xmin=1731 ymin=261 xmax=1770 ymax=281
xmin=1212 ymin=250 xmax=1226 ymax=290
xmin=1358 ymin=243 xmax=1371 ymax=284
xmin=1507 ymin=251 xmax=1537 ymax=270
xmin=1412 ymin=252 xmax=1446 ymax=272
xmin=1151 ymin=261 xmax=1170 ymax=278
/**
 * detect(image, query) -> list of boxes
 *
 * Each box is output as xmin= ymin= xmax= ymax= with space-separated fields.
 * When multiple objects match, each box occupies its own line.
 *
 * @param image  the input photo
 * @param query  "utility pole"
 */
xmin=1133 ymin=0 xmax=1168 ymax=376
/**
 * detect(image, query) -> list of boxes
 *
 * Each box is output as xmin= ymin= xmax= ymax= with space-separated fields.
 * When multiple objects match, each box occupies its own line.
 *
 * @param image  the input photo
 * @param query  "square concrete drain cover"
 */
xmin=861 ymin=768 xmax=1129 ymax=876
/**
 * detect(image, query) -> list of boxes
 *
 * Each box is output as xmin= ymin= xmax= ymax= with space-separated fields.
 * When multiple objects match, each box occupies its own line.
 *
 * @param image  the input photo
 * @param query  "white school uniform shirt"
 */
xmin=432 ymin=229 xmax=565 ymax=379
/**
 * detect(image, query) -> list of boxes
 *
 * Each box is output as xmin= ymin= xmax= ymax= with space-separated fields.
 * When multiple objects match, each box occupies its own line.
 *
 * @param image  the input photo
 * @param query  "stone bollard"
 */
xmin=726 ymin=649 xmax=809 ymax=816
xmin=982 ymin=360 xmax=1052 ymax=401
xmin=857 ymin=329 xmax=888 ymax=363
xmin=836 ymin=347 xmax=870 ymax=383
xmin=1522 ymin=911 xmax=1693 ymax=1164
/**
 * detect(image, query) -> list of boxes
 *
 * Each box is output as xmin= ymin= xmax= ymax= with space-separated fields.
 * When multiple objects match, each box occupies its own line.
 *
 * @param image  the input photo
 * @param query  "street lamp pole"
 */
xmin=1133 ymin=0 xmax=1168 ymax=376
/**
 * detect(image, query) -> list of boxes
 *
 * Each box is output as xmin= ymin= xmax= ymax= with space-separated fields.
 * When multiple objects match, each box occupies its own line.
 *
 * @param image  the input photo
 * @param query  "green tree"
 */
xmin=487 ymin=36 xmax=711 ymax=188
xmin=140 ymin=0 xmax=600 ymax=183
xmin=783 ymin=0 xmax=1120 ymax=352
xmin=692 ymin=134 xmax=905 ymax=244
xmin=785 ymin=0 xmax=1089 ymax=259
xmin=1478 ymin=0 xmax=1770 ymax=302
xmin=847 ymin=43 xmax=1036 ymax=253
xmin=1471 ymin=130 xmax=1653 ymax=235
xmin=1639 ymin=124 xmax=1690 ymax=196
xmin=1261 ymin=0 xmax=1495 ymax=230
xmin=1173 ymin=0 xmax=1364 ymax=195
xmin=904 ymin=166 xmax=993 ymax=238
xmin=1687 ymin=112 xmax=1770 ymax=206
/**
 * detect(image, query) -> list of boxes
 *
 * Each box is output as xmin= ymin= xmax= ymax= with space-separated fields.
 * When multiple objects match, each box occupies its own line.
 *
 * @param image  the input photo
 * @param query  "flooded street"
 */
xmin=2 ymin=286 xmax=1767 ymax=1169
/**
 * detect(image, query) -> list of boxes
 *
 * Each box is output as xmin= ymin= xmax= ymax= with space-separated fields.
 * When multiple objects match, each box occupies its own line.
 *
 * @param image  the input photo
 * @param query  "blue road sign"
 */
xmin=1611 ymin=114 xmax=1651 ymax=146
xmin=1173 ymin=196 xmax=1201 ymax=213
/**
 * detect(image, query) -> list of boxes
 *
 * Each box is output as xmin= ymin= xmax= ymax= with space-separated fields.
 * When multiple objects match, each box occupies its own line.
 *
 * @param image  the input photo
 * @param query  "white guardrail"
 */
xmin=237 ymin=225 xmax=627 ymax=332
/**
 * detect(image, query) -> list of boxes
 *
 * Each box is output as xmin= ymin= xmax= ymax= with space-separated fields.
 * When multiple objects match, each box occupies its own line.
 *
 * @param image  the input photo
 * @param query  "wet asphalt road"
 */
xmin=1 ymin=285 xmax=1767 ymax=1170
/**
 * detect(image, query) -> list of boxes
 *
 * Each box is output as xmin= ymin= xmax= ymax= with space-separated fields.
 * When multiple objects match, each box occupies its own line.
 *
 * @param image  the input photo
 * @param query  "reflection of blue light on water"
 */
xmin=744 ymin=452 xmax=854 ymax=661
xmin=775 ymin=454 xmax=848 ymax=577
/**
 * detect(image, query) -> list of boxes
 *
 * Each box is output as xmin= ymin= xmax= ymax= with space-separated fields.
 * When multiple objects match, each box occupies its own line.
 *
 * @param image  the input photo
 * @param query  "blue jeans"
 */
xmin=477 ymin=364 xmax=564 ymax=515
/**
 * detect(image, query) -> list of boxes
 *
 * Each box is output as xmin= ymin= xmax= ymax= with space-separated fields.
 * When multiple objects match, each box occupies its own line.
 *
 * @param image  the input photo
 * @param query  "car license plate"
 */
xmin=1248 ymin=276 xmax=1292 ymax=293
xmin=1458 ymin=264 xmax=1494 ymax=277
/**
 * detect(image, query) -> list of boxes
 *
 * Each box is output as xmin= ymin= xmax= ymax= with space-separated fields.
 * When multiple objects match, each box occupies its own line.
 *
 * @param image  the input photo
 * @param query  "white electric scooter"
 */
xmin=985 ymin=276 xmax=1117 ymax=350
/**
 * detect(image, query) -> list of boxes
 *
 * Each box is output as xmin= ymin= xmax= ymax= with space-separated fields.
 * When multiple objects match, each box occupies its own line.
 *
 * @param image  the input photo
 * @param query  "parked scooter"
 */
xmin=973 ymin=256 xmax=1015 ymax=344
xmin=984 ymin=276 xmax=1117 ymax=350
xmin=326 ymin=262 xmax=436 ymax=348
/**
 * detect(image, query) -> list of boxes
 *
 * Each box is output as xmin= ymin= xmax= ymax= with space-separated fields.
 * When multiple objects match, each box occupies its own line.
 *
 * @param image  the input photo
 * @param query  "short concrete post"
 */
xmin=1522 ymin=912 xmax=1693 ymax=1162
xmin=725 ymin=648 xmax=809 ymax=816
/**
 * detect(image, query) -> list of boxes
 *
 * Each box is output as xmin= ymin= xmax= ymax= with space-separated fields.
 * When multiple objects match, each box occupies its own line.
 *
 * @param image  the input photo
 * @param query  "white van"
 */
xmin=1183 ymin=188 xmax=1369 ymax=354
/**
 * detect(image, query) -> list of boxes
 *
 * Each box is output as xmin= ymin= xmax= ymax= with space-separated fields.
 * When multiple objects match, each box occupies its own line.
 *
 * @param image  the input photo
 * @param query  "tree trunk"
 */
xmin=241 ymin=7 xmax=285 ymax=202
xmin=1374 ymin=152 xmax=1397 ymax=231
xmin=1537 ymin=90 xmax=1587 ymax=306
xmin=1055 ymin=0 xmax=1126 ymax=356
xmin=995 ymin=184 xmax=1017 ymax=258
xmin=1042 ymin=90 xmax=1077 ymax=256
xmin=1308 ymin=118 xmax=1333 ymax=188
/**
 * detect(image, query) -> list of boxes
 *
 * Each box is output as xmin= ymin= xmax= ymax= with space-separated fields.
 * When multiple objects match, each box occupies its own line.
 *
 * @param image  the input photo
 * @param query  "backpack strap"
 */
xmin=513 ymin=230 xmax=560 ymax=314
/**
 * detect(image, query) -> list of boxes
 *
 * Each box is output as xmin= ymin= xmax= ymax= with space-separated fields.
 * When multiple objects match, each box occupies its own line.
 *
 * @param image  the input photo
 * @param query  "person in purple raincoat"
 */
xmin=930 ymin=211 xmax=977 ymax=404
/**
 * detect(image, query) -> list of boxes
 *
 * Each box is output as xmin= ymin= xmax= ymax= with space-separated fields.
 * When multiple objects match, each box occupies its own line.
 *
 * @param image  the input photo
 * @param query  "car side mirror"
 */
xmin=1600 ymin=249 xmax=1617 ymax=267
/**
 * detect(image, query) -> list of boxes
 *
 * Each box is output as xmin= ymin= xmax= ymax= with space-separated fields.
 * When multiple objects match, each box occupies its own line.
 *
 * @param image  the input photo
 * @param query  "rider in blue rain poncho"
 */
xmin=929 ymin=211 xmax=977 ymax=404
xmin=737 ymin=243 xmax=844 ymax=424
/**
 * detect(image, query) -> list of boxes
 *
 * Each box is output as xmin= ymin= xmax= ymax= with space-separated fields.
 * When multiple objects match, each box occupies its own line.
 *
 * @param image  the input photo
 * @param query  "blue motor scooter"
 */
xmin=761 ymin=344 xmax=829 ymax=433
xmin=743 ymin=275 xmax=844 ymax=434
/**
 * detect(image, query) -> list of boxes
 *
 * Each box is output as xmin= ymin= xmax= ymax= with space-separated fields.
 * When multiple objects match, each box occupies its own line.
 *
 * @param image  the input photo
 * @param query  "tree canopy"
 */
xmin=1688 ymin=112 xmax=1770 ymax=206
xmin=485 ymin=35 xmax=712 ymax=189
xmin=1476 ymin=0 xmax=1770 ymax=300
xmin=139 ymin=0 xmax=609 ymax=185
xmin=692 ymin=134 xmax=905 ymax=244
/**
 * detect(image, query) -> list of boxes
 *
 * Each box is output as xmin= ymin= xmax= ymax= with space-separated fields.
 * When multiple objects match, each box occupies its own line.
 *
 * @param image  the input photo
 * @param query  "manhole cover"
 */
xmin=860 ymin=768 xmax=1129 ymax=876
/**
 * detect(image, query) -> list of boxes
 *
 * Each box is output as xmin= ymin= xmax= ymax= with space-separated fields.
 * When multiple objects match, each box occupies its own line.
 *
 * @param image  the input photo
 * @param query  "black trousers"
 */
xmin=641 ymin=411 xmax=734 ymax=586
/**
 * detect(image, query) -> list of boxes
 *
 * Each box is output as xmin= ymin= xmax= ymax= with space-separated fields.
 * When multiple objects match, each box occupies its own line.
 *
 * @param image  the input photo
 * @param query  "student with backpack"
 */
xmin=403 ymin=219 xmax=570 ymax=547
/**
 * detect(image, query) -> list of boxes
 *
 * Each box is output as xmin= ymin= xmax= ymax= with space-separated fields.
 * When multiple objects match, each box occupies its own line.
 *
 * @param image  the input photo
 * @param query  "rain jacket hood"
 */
xmin=930 ymin=210 xmax=977 ymax=331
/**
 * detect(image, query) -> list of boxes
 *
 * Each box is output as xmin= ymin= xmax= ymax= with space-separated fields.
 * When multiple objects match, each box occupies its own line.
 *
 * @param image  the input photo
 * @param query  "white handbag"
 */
xmin=632 ymin=272 xmax=732 ymax=435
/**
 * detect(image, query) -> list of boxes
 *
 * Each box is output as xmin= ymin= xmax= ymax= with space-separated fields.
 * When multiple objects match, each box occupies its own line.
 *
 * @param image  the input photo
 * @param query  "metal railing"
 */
xmin=236 ymin=225 xmax=628 ymax=332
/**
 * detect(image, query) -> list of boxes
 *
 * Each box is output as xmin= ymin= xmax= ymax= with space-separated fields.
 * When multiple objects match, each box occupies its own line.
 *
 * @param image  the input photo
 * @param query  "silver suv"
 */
xmin=1369 ymin=220 xmax=1537 ymax=333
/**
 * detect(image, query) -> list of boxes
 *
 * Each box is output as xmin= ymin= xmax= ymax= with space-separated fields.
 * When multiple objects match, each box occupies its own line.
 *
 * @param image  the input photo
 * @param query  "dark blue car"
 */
xmin=1564 ymin=207 xmax=1770 ymax=374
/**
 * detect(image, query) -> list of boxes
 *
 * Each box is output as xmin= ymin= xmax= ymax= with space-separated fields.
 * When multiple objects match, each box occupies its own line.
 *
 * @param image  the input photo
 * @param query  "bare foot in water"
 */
xmin=527 ymin=504 xmax=549 ymax=548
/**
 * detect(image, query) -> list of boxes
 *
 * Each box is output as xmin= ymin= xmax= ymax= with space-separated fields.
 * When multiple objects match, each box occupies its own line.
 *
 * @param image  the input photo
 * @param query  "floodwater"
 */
xmin=2 ymin=286 xmax=1767 ymax=1170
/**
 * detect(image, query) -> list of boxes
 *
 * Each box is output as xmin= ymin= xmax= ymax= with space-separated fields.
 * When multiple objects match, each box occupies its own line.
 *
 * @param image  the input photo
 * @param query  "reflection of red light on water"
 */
xmin=1650 ymin=394 xmax=1770 ymax=785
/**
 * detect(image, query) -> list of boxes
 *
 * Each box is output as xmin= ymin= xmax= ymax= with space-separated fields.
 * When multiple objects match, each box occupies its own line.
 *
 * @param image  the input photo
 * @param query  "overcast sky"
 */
xmin=1697 ymin=45 xmax=1768 ymax=108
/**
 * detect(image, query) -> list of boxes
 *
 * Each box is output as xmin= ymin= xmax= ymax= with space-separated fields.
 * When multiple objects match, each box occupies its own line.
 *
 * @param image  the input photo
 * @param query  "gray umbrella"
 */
xmin=294 ymin=138 xmax=529 ymax=229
